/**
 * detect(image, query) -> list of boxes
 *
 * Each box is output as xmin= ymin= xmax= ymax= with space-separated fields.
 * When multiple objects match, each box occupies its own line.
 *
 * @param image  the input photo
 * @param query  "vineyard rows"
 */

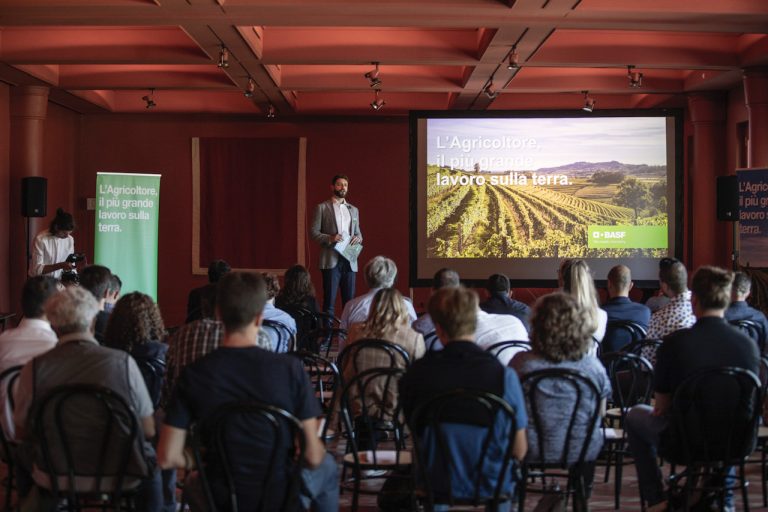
xmin=427 ymin=181 xmax=660 ymax=258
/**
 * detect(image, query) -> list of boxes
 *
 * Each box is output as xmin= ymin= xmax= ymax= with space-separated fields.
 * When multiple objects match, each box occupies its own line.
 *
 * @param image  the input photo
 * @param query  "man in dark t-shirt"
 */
xmin=479 ymin=273 xmax=531 ymax=332
xmin=601 ymin=265 xmax=651 ymax=352
xmin=158 ymin=272 xmax=338 ymax=512
xmin=725 ymin=271 xmax=768 ymax=350
xmin=625 ymin=266 xmax=759 ymax=512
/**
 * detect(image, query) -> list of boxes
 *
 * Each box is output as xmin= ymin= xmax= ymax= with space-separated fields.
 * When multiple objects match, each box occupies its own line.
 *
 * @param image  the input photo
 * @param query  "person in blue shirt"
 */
xmin=724 ymin=271 xmax=768 ymax=351
xmin=601 ymin=265 xmax=652 ymax=352
xmin=399 ymin=286 xmax=527 ymax=510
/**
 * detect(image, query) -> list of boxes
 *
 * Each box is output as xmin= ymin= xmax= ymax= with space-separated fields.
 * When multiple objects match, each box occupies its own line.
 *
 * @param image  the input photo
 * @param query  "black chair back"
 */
xmin=485 ymin=341 xmax=531 ymax=362
xmin=408 ymin=389 xmax=520 ymax=511
xmin=622 ymin=338 xmax=663 ymax=367
xmin=337 ymin=338 xmax=411 ymax=377
xmin=135 ymin=356 xmax=166 ymax=410
xmin=0 ymin=365 xmax=23 ymax=439
xmin=261 ymin=319 xmax=295 ymax=353
xmin=423 ymin=331 xmax=440 ymax=352
xmin=730 ymin=319 xmax=766 ymax=353
xmin=32 ymin=384 xmax=151 ymax=506
xmin=291 ymin=351 xmax=340 ymax=439
xmin=520 ymin=368 xmax=602 ymax=468
xmin=599 ymin=352 xmax=653 ymax=419
xmin=193 ymin=401 xmax=306 ymax=512
xmin=603 ymin=320 xmax=648 ymax=353
xmin=282 ymin=305 xmax=319 ymax=352
xmin=339 ymin=367 xmax=407 ymax=457
xmin=661 ymin=366 xmax=761 ymax=465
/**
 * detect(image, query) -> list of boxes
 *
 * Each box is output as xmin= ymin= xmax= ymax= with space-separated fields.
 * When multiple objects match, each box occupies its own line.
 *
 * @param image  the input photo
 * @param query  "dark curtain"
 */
xmin=199 ymin=138 xmax=299 ymax=269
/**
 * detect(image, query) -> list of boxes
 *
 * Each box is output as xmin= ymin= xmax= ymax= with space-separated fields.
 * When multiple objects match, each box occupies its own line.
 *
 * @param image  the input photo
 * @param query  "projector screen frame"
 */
xmin=408 ymin=108 xmax=684 ymax=290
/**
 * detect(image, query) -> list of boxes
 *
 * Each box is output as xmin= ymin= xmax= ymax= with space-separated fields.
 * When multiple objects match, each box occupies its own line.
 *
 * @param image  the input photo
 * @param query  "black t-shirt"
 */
xmin=654 ymin=316 xmax=760 ymax=395
xmin=165 ymin=346 xmax=321 ymax=511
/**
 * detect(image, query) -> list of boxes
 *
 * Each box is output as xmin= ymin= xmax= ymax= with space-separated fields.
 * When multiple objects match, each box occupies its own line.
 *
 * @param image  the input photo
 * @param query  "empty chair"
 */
xmin=407 ymin=389 xmax=523 ymax=511
xmin=623 ymin=339 xmax=663 ymax=367
xmin=190 ymin=401 xmax=307 ymax=512
xmin=291 ymin=351 xmax=340 ymax=439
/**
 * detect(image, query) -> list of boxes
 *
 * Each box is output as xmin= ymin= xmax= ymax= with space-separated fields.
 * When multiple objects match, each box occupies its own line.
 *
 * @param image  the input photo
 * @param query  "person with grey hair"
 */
xmin=339 ymin=256 xmax=416 ymax=331
xmin=724 ymin=271 xmax=768 ymax=348
xmin=13 ymin=287 xmax=162 ymax=510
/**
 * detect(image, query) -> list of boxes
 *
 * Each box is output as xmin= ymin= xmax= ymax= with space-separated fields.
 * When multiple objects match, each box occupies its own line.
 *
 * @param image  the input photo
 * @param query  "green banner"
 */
xmin=587 ymin=225 xmax=667 ymax=249
xmin=95 ymin=173 xmax=161 ymax=300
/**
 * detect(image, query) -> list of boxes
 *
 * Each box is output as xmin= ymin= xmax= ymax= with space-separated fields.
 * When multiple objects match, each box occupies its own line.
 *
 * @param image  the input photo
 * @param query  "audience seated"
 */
xmin=161 ymin=284 xmax=271 ymax=410
xmin=413 ymin=268 xmax=528 ymax=363
xmin=261 ymin=272 xmax=298 ymax=352
xmin=626 ymin=266 xmax=759 ymax=512
xmin=725 ymin=271 xmax=768 ymax=348
xmin=13 ymin=287 xmax=161 ymax=510
xmin=411 ymin=267 xmax=459 ymax=336
xmin=340 ymin=256 xmax=416 ymax=331
xmin=104 ymin=273 xmax=122 ymax=313
xmin=646 ymin=258 xmax=695 ymax=339
xmin=343 ymin=288 xmax=426 ymax=424
xmin=186 ymin=259 xmax=230 ymax=323
xmin=511 ymin=292 xmax=611 ymax=495
xmin=399 ymin=286 xmax=528 ymax=509
xmin=78 ymin=264 xmax=114 ymax=344
xmin=158 ymin=272 xmax=338 ymax=512
xmin=559 ymin=259 xmax=607 ymax=346
xmin=480 ymin=273 xmax=531 ymax=332
xmin=601 ymin=265 xmax=652 ymax=352
xmin=275 ymin=264 xmax=320 ymax=314
xmin=0 ymin=276 xmax=59 ymax=440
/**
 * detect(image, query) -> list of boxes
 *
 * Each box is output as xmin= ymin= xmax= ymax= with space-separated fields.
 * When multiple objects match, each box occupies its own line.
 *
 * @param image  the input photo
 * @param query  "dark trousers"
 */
xmin=321 ymin=259 xmax=355 ymax=318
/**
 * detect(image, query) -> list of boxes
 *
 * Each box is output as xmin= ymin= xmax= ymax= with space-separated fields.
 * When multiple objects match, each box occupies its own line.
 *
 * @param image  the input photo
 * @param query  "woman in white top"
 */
xmin=29 ymin=208 xmax=77 ymax=279
xmin=558 ymin=259 xmax=608 ymax=347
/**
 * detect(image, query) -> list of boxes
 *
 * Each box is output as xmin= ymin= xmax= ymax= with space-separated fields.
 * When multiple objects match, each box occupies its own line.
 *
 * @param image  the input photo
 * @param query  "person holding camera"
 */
xmin=28 ymin=208 xmax=81 ymax=279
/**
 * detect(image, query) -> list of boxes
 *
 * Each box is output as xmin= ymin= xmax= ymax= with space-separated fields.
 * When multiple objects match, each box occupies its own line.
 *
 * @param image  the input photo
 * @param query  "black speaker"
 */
xmin=716 ymin=175 xmax=738 ymax=221
xmin=21 ymin=177 xmax=47 ymax=217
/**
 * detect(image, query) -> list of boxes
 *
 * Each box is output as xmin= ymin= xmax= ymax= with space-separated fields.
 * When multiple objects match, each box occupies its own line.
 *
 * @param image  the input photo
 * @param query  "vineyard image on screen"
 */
xmin=425 ymin=117 xmax=669 ymax=259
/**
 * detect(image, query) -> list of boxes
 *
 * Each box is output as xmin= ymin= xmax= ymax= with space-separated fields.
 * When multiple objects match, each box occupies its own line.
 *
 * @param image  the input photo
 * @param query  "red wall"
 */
xmin=76 ymin=115 xmax=411 ymax=326
xmin=0 ymin=84 xmax=9 ymax=312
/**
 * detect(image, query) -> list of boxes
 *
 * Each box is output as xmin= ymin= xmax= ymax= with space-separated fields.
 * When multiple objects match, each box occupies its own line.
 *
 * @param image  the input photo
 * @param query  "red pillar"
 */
xmin=744 ymin=67 xmax=768 ymax=168
xmin=9 ymin=86 xmax=49 ymax=316
xmin=687 ymin=92 xmax=730 ymax=271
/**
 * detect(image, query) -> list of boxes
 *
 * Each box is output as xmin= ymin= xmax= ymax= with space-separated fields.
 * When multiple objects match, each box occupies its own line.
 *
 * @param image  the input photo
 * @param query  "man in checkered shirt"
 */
xmin=646 ymin=258 xmax=695 ymax=339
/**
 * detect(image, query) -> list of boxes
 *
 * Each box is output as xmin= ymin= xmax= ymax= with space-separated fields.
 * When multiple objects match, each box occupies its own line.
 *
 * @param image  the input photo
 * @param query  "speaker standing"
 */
xmin=28 ymin=208 xmax=78 ymax=279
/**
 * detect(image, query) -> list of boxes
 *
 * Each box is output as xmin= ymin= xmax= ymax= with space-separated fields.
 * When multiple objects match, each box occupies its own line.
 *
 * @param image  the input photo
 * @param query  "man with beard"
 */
xmin=310 ymin=174 xmax=363 ymax=318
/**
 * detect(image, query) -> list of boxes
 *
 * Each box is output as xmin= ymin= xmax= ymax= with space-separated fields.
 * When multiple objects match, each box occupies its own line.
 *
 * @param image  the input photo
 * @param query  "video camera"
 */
xmin=66 ymin=253 xmax=86 ymax=264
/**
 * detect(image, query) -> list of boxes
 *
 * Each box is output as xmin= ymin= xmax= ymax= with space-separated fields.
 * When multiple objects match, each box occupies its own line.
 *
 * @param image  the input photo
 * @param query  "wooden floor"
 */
xmin=2 ymin=442 xmax=766 ymax=511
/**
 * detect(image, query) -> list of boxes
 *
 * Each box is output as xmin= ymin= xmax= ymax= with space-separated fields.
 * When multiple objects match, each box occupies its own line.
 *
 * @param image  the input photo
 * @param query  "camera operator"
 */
xmin=28 ymin=208 xmax=81 ymax=279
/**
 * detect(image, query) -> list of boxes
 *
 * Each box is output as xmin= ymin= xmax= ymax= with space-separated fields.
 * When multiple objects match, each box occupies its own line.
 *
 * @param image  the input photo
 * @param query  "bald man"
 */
xmin=601 ymin=265 xmax=651 ymax=351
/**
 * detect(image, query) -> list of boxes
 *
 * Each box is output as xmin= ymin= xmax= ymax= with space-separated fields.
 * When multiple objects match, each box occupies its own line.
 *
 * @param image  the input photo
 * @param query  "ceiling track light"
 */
xmin=364 ymin=62 xmax=382 ymax=88
xmin=627 ymin=65 xmax=643 ymax=88
xmin=217 ymin=45 xmax=230 ymax=68
xmin=484 ymin=80 xmax=498 ymax=99
xmin=370 ymin=90 xmax=385 ymax=111
xmin=244 ymin=78 xmax=255 ymax=98
xmin=581 ymin=90 xmax=595 ymax=112
xmin=141 ymin=88 xmax=156 ymax=109
xmin=266 ymin=104 xmax=276 ymax=118
xmin=507 ymin=46 xmax=520 ymax=70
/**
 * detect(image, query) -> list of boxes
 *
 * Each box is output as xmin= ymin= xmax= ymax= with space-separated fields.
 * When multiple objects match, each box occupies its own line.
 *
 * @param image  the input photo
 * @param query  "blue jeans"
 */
xmin=321 ymin=259 xmax=355 ymax=318
xmin=625 ymin=405 xmax=735 ymax=508
xmin=300 ymin=452 xmax=339 ymax=512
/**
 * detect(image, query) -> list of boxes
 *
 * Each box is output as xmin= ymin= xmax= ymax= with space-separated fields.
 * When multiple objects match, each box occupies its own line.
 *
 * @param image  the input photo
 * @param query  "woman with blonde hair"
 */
xmin=559 ymin=258 xmax=607 ymax=345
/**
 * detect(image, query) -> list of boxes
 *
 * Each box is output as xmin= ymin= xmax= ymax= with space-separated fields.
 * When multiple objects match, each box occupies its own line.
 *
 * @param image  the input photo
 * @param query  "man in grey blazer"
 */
xmin=310 ymin=174 xmax=363 ymax=318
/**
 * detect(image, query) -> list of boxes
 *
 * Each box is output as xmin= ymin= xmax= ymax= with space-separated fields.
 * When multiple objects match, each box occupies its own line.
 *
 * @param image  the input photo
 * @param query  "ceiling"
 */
xmin=1 ymin=0 xmax=767 ymax=116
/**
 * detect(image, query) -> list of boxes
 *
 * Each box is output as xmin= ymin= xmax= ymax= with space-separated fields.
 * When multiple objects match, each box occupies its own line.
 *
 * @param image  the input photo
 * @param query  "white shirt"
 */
xmin=332 ymin=197 xmax=352 ymax=238
xmin=0 ymin=318 xmax=57 ymax=440
xmin=29 ymin=230 xmax=74 ymax=278
xmin=339 ymin=288 xmax=418 ymax=344
xmin=474 ymin=310 xmax=530 ymax=366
